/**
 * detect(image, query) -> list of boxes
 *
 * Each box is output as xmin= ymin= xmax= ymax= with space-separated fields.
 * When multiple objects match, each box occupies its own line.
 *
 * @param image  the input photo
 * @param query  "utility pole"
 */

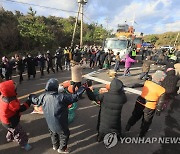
xmin=80 ymin=2 xmax=83 ymax=48
xmin=79 ymin=0 xmax=87 ymax=48
xmin=174 ymin=32 xmax=179 ymax=47
xmin=105 ymin=17 xmax=109 ymax=37
xmin=71 ymin=3 xmax=81 ymax=48
xmin=71 ymin=0 xmax=87 ymax=48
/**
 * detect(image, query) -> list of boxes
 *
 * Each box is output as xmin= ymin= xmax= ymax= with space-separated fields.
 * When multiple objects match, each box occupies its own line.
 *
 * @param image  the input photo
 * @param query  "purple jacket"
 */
xmin=121 ymin=54 xmax=136 ymax=68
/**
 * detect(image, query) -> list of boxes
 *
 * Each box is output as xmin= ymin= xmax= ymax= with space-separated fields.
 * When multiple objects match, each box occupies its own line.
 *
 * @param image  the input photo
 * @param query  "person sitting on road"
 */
xmin=86 ymin=78 xmax=127 ymax=142
xmin=29 ymin=78 xmax=86 ymax=153
xmin=0 ymin=80 xmax=32 ymax=151
xmin=125 ymin=70 xmax=166 ymax=137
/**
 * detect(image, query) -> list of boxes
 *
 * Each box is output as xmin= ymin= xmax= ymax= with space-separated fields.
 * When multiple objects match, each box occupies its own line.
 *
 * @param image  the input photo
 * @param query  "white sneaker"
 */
xmin=57 ymin=148 xmax=70 ymax=153
xmin=53 ymin=145 xmax=58 ymax=151
xmin=31 ymin=110 xmax=43 ymax=114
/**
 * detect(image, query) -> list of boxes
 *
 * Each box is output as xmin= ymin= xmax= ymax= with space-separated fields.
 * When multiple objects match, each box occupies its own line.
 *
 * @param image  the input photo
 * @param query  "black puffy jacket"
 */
xmin=86 ymin=78 xmax=127 ymax=136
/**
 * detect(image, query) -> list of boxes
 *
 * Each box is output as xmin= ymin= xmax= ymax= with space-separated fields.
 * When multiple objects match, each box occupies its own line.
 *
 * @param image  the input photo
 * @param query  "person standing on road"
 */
xmin=38 ymin=54 xmax=46 ymax=77
xmin=64 ymin=47 xmax=71 ymax=71
xmin=161 ymin=68 xmax=180 ymax=107
xmin=0 ymin=80 xmax=32 ymax=151
xmin=0 ymin=66 xmax=4 ymax=82
xmin=29 ymin=78 xmax=86 ymax=153
xmin=15 ymin=54 xmax=24 ymax=84
xmin=25 ymin=54 xmax=36 ymax=80
xmin=89 ymin=48 xmax=96 ymax=69
xmin=71 ymin=57 xmax=84 ymax=97
xmin=86 ymin=78 xmax=127 ymax=141
xmin=130 ymin=48 xmax=137 ymax=60
xmin=141 ymin=46 xmax=148 ymax=60
xmin=1 ymin=56 xmax=13 ymax=80
xmin=121 ymin=54 xmax=138 ymax=76
xmin=46 ymin=51 xmax=55 ymax=74
xmin=55 ymin=51 xmax=63 ymax=72
xmin=125 ymin=70 xmax=166 ymax=137
xmin=139 ymin=56 xmax=156 ymax=80
xmin=114 ymin=52 xmax=121 ymax=72
xmin=99 ymin=50 xmax=106 ymax=69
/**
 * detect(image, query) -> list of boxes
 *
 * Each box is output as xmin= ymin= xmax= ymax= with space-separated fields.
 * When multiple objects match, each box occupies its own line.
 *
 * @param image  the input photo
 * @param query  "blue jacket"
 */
xmin=32 ymin=78 xmax=81 ymax=133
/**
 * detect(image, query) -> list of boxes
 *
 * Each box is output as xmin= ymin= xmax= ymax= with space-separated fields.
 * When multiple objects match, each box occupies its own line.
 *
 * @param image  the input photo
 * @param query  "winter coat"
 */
xmin=161 ymin=69 xmax=179 ymax=95
xmin=38 ymin=56 xmax=46 ymax=68
xmin=25 ymin=57 xmax=36 ymax=75
xmin=55 ymin=54 xmax=62 ymax=65
xmin=16 ymin=59 xmax=24 ymax=73
xmin=0 ymin=80 xmax=30 ymax=128
xmin=142 ymin=60 xmax=155 ymax=72
xmin=86 ymin=78 xmax=127 ymax=136
xmin=121 ymin=54 xmax=136 ymax=68
xmin=99 ymin=52 xmax=106 ymax=63
xmin=71 ymin=62 xmax=83 ymax=82
xmin=31 ymin=78 xmax=80 ymax=133
xmin=158 ymin=59 xmax=176 ymax=70
xmin=46 ymin=54 xmax=54 ymax=66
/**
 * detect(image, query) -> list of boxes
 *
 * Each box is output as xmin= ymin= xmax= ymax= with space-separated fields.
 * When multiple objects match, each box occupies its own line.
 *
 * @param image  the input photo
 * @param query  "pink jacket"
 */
xmin=121 ymin=54 xmax=136 ymax=68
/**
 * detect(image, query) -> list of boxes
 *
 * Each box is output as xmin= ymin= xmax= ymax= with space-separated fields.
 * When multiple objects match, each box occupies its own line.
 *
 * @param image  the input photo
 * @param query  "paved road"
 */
xmin=0 ymin=63 xmax=179 ymax=154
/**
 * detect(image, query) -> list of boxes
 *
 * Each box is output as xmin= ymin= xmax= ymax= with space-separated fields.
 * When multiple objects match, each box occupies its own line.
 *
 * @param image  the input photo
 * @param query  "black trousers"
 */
xmin=90 ymin=59 xmax=95 ymax=68
xmin=18 ymin=71 xmax=23 ymax=83
xmin=49 ymin=129 xmax=70 ymax=150
xmin=47 ymin=65 xmax=55 ymax=74
xmin=56 ymin=63 xmax=63 ymax=72
xmin=127 ymin=102 xmax=155 ymax=136
xmin=40 ymin=66 xmax=44 ymax=76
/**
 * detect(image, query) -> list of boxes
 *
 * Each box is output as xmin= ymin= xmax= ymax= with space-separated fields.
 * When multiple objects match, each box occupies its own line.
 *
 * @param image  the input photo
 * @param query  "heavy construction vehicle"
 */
xmin=104 ymin=24 xmax=143 ymax=58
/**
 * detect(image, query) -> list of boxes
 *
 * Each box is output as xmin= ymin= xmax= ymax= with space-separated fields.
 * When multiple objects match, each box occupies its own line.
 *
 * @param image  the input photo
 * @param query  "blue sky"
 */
xmin=0 ymin=0 xmax=180 ymax=34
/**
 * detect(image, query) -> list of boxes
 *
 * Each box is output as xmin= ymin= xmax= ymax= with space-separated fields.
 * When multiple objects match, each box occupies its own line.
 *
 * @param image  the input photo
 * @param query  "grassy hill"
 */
xmin=144 ymin=31 xmax=180 ymax=49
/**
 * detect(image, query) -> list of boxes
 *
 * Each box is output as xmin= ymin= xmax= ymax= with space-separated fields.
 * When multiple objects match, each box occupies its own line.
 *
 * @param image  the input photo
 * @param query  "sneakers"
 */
xmin=53 ymin=145 xmax=58 ymax=151
xmin=57 ymin=148 xmax=70 ymax=154
xmin=21 ymin=143 xmax=32 ymax=151
xmin=31 ymin=110 xmax=43 ymax=114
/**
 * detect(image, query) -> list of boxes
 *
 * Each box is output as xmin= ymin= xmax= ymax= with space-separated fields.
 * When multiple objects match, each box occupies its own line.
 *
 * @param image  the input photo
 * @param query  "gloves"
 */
xmin=26 ymin=99 xmax=32 ymax=106
xmin=27 ymin=94 xmax=37 ymax=105
xmin=156 ymin=109 xmax=161 ymax=116
xmin=86 ymin=79 xmax=92 ymax=87
xmin=76 ymin=86 xmax=86 ymax=96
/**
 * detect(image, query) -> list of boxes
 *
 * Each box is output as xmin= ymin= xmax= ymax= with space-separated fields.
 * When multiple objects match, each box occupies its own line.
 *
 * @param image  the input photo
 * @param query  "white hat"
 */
xmin=58 ymin=85 xmax=64 ymax=93
xmin=152 ymin=70 xmax=166 ymax=84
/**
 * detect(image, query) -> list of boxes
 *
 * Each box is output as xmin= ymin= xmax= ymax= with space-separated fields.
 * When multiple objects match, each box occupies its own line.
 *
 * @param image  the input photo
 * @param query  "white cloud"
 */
xmin=154 ymin=21 xmax=180 ymax=33
xmin=0 ymin=0 xmax=179 ymax=34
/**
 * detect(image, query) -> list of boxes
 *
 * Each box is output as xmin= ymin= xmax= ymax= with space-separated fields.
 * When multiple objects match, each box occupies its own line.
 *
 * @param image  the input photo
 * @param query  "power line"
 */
xmin=1 ymin=0 xmax=97 ymax=24
xmin=84 ymin=14 xmax=95 ymax=23
xmin=1 ymin=0 xmax=78 ymax=14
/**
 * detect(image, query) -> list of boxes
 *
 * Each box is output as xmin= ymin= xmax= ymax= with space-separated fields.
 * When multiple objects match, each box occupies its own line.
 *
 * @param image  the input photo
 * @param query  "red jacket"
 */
xmin=0 ymin=80 xmax=30 ymax=128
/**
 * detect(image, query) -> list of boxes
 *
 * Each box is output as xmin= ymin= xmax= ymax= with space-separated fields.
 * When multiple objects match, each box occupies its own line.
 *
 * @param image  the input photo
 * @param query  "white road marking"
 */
xmin=83 ymin=67 xmax=142 ymax=95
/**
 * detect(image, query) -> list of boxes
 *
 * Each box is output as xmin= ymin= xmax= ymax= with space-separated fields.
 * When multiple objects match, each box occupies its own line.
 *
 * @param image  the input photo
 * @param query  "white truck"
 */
xmin=104 ymin=37 xmax=131 ymax=59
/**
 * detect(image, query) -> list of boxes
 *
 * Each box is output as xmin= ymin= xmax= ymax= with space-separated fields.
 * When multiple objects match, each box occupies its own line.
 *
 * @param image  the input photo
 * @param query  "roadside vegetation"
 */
xmin=144 ymin=32 xmax=180 ymax=49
